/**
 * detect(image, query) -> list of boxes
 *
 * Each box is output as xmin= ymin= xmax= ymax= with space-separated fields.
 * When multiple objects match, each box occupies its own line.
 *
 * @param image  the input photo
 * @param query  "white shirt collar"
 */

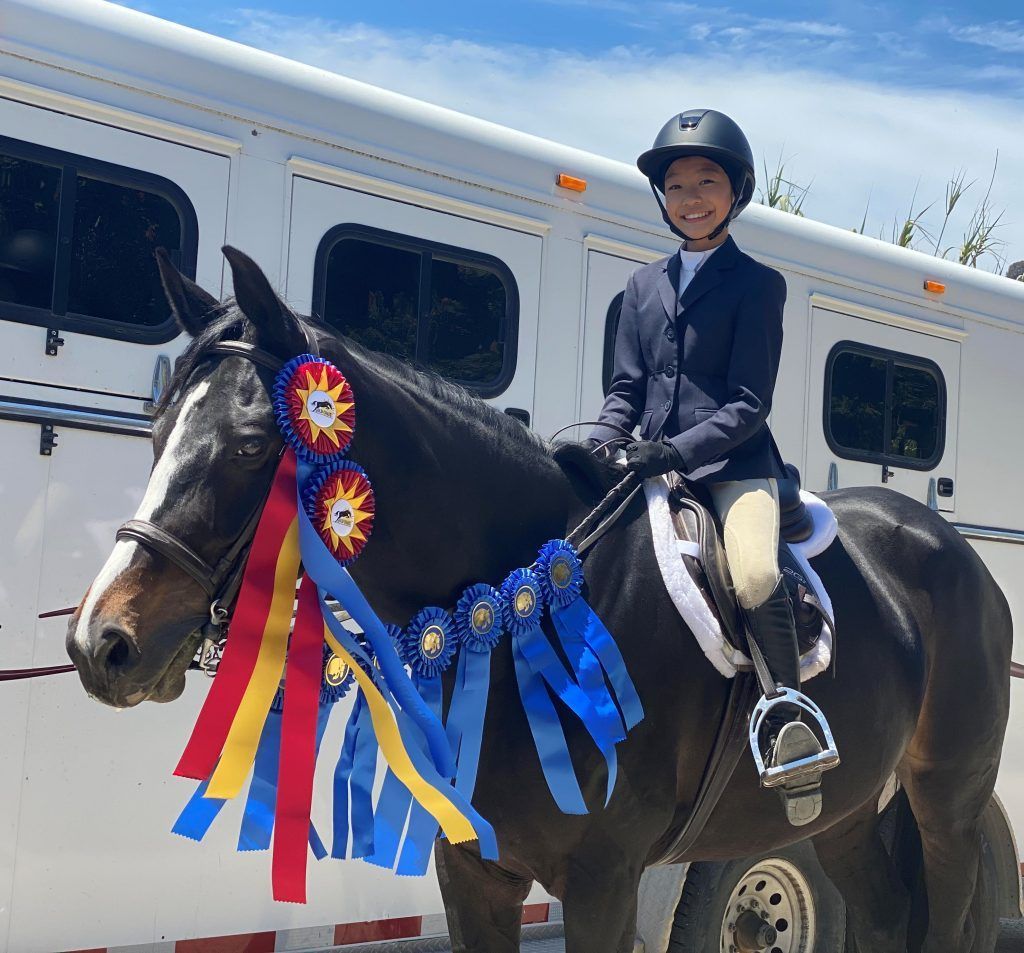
xmin=678 ymin=242 xmax=721 ymax=271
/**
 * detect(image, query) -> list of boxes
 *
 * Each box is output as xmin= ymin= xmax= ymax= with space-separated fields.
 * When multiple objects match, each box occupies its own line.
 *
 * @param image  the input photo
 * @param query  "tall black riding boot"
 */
xmin=743 ymin=575 xmax=834 ymax=826
xmin=743 ymin=575 xmax=801 ymax=733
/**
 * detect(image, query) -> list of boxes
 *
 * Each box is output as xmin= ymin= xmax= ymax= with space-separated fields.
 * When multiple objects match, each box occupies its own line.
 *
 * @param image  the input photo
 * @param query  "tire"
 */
xmin=668 ymin=840 xmax=845 ymax=952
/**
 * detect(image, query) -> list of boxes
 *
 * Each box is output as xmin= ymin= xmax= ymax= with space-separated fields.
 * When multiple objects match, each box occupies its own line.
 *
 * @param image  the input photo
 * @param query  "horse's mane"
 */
xmin=159 ymin=306 xmax=558 ymax=469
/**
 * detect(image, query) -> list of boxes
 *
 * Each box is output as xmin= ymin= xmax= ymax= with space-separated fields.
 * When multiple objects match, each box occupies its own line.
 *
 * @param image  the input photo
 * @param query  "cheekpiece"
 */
xmin=401 ymin=607 xmax=457 ymax=678
xmin=500 ymin=568 xmax=546 ymax=637
xmin=302 ymin=461 xmax=375 ymax=566
xmin=454 ymin=584 xmax=505 ymax=654
xmin=536 ymin=539 xmax=584 ymax=610
xmin=273 ymin=354 xmax=355 ymax=464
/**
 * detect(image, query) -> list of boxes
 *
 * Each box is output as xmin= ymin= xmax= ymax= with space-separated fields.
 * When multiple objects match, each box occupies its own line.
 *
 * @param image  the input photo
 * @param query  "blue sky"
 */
xmin=115 ymin=1 xmax=1024 ymax=269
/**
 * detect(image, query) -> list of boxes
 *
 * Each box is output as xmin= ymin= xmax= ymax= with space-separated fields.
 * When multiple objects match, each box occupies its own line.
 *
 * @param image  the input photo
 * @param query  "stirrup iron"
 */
xmin=748 ymin=688 xmax=840 ymax=789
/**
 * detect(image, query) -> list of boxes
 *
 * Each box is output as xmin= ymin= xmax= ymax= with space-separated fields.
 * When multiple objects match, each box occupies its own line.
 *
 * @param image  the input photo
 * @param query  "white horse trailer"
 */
xmin=1 ymin=2 xmax=1023 ymax=951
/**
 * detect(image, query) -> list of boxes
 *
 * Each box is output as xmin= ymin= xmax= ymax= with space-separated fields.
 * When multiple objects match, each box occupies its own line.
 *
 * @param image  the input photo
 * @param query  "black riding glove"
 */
xmin=624 ymin=440 xmax=683 ymax=477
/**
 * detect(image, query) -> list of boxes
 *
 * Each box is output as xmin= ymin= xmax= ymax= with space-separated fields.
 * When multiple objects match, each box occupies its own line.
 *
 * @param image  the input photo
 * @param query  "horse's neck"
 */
xmin=329 ymin=339 xmax=573 ymax=615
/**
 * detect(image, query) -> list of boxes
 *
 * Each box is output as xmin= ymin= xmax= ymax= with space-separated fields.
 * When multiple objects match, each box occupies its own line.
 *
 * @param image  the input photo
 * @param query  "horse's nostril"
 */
xmin=99 ymin=627 xmax=136 ymax=672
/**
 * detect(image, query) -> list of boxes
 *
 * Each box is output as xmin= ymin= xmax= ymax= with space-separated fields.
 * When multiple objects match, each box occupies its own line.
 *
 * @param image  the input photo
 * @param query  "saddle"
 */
xmin=666 ymin=465 xmax=831 ymax=661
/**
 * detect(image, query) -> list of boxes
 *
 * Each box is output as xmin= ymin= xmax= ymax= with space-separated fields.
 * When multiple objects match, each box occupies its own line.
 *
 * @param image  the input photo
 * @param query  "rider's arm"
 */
xmin=590 ymin=272 xmax=647 ymax=442
xmin=666 ymin=266 xmax=786 ymax=472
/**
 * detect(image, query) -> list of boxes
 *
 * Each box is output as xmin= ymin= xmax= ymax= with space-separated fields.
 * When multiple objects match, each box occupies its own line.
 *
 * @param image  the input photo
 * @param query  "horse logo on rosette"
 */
xmin=420 ymin=624 xmax=446 ymax=660
xmin=295 ymin=365 xmax=354 ymax=451
xmin=472 ymin=601 xmax=495 ymax=636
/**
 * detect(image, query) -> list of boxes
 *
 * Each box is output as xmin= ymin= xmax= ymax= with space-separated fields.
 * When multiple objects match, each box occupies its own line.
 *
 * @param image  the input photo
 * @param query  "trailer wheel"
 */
xmin=667 ymin=840 xmax=844 ymax=952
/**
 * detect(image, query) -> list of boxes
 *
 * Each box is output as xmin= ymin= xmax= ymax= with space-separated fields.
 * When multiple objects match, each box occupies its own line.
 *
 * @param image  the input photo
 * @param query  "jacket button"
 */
xmin=663 ymin=400 xmax=671 ymax=411
xmin=665 ymin=327 xmax=676 ymax=341
xmin=664 ymin=366 xmax=675 ymax=378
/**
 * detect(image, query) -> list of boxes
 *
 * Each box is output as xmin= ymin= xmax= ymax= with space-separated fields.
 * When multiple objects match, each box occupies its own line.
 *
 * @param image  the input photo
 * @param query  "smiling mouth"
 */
xmin=683 ymin=210 xmax=714 ymax=223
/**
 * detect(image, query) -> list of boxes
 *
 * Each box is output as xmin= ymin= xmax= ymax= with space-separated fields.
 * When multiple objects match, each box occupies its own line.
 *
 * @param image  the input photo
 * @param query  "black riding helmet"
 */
xmin=637 ymin=109 xmax=756 ymax=243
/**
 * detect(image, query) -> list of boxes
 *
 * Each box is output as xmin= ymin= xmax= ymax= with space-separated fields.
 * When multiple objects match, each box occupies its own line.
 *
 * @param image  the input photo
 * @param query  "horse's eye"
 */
xmin=235 ymin=438 xmax=266 ymax=458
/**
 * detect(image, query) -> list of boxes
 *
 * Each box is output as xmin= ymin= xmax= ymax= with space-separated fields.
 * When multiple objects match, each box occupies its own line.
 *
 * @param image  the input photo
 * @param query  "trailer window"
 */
xmin=313 ymin=224 xmax=518 ymax=397
xmin=602 ymin=291 xmax=625 ymax=396
xmin=825 ymin=341 xmax=945 ymax=469
xmin=0 ymin=137 xmax=198 ymax=344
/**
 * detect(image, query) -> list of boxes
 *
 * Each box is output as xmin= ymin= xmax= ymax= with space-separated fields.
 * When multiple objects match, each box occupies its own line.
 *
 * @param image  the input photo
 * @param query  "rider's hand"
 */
xmin=624 ymin=440 xmax=683 ymax=477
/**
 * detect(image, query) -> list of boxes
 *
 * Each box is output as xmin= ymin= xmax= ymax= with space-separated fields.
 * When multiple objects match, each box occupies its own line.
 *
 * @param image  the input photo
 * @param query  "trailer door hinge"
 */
xmin=40 ymin=423 xmax=58 ymax=456
xmin=45 ymin=328 xmax=65 ymax=357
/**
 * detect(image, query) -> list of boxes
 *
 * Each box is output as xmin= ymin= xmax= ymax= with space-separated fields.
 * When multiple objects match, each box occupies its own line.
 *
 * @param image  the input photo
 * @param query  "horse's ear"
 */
xmin=155 ymin=247 xmax=220 ymax=337
xmin=221 ymin=245 xmax=306 ymax=356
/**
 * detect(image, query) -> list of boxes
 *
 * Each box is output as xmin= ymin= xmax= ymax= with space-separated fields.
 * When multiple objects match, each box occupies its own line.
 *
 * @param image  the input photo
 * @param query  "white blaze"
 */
xmin=72 ymin=381 xmax=212 ymax=650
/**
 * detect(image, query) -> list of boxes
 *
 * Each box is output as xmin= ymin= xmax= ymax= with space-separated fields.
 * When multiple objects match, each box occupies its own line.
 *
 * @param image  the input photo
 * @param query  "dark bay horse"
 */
xmin=67 ymin=246 xmax=1012 ymax=953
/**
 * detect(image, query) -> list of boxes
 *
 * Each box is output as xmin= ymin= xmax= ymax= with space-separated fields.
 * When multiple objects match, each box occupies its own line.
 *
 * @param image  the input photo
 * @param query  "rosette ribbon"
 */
xmin=537 ymin=540 xmax=644 ymax=737
xmin=447 ymin=584 xmax=504 ymax=802
xmin=170 ymin=353 xmax=494 ymax=904
xmin=501 ymin=568 xmax=620 ymax=813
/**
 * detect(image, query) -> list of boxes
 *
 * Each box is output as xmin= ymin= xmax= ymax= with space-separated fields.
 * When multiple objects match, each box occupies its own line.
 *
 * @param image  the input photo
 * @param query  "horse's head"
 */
xmin=68 ymin=246 xmax=576 ymax=709
xmin=66 ymin=247 xmax=312 ymax=707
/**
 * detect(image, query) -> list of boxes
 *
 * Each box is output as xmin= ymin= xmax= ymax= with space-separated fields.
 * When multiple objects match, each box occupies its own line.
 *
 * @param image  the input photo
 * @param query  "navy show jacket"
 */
xmin=592 ymin=234 xmax=789 ymax=484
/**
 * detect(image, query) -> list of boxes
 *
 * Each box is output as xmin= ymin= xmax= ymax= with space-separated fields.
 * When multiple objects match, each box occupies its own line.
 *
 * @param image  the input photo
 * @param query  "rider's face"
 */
xmin=663 ymin=156 xmax=734 ymax=249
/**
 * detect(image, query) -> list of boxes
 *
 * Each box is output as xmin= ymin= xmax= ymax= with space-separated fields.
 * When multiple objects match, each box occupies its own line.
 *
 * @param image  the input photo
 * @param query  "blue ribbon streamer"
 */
xmin=330 ymin=692 xmax=361 ymax=859
xmin=514 ymin=622 xmax=619 ymax=806
xmin=172 ymin=775 xmax=225 ymax=841
xmin=445 ymin=648 xmax=492 ymax=801
xmin=319 ymin=595 xmax=497 ymax=864
xmin=395 ymin=674 xmax=444 ymax=875
xmin=510 ymin=636 xmax=587 ymax=815
xmin=552 ymin=598 xmax=644 ymax=733
xmin=237 ymin=705 xmax=333 ymax=852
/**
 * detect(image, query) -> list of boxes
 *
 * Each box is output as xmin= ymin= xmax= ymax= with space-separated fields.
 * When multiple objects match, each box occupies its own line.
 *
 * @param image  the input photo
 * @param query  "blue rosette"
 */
xmin=536 ymin=539 xmax=584 ymax=609
xmin=500 ymin=568 xmax=546 ymax=636
xmin=400 ymin=607 xmax=457 ymax=678
xmin=454 ymin=583 xmax=505 ymax=653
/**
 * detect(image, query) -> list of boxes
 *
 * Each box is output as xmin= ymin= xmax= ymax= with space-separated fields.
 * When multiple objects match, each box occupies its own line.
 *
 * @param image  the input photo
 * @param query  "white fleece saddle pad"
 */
xmin=643 ymin=478 xmax=838 ymax=681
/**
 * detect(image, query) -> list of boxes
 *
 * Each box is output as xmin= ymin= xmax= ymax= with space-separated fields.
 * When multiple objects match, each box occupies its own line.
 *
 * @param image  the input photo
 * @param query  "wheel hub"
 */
xmin=720 ymin=858 xmax=814 ymax=953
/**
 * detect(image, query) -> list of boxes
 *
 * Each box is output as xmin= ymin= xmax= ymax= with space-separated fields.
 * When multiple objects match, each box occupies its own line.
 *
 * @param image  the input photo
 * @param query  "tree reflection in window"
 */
xmin=826 ymin=342 xmax=944 ymax=468
xmin=318 ymin=228 xmax=516 ymax=394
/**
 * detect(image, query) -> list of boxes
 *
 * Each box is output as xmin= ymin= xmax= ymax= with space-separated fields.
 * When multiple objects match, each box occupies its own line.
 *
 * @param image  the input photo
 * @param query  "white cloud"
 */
xmin=950 ymin=21 xmax=1024 ymax=54
xmin=228 ymin=10 xmax=1024 ymax=268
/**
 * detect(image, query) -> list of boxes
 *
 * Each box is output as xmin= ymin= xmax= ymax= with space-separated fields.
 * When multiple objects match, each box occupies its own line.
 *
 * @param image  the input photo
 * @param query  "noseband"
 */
xmin=114 ymin=338 xmax=310 ymax=668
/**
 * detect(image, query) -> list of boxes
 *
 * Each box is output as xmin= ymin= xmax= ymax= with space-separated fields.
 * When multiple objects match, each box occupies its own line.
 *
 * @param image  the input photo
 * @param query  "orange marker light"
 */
xmin=923 ymin=280 xmax=946 ymax=294
xmin=556 ymin=173 xmax=587 ymax=193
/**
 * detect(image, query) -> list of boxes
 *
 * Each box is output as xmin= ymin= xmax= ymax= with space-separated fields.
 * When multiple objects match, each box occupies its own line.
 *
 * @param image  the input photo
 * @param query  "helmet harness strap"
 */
xmin=648 ymin=180 xmax=738 ymax=247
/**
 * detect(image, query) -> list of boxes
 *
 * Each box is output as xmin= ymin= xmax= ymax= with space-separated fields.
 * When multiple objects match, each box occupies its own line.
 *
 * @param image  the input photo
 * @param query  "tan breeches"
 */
xmin=707 ymin=478 xmax=781 ymax=610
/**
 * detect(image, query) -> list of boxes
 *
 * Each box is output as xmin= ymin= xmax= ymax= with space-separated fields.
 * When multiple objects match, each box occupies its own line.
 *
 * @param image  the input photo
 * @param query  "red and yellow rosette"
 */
xmin=273 ymin=354 xmax=355 ymax=464
xmin=302 ymin=461 xmax=375 ymax=566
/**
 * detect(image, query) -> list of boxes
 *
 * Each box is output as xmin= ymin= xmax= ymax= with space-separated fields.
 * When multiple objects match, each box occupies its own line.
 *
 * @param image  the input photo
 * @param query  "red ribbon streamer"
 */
xmin=272 ymin=574 xmax=324 ymax=903
xmin=174 ymin=450 xmax=299 ymax=781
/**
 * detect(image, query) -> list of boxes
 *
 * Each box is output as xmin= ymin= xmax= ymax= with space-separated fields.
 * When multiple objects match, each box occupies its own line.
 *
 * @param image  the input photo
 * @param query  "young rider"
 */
xmin=589 ymin=109 xmax=838 ymax=825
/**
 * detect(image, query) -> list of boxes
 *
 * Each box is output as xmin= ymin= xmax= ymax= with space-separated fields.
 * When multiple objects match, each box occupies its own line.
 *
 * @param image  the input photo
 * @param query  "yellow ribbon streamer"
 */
xmin=323 ymin=627 xmax=479 ymax=846
xmin=206 ymin=517 xmax=301 ymax=799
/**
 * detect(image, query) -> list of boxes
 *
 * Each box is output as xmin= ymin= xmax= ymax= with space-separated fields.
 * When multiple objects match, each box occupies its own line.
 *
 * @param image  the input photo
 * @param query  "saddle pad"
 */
xmin=644 ymin=477 xmax=837 ymax=682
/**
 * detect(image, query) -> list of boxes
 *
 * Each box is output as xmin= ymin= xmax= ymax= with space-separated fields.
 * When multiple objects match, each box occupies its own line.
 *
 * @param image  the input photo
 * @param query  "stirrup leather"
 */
xmin=748 ymin=688 xmax=840 ymax=789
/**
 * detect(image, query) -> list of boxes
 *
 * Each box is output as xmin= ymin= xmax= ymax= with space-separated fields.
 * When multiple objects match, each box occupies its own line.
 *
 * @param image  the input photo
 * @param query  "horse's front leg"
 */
xmin=436 ymin=840 xmax=533 ymax=953
xmin=561 ymin=836 xmax=645 ymax=953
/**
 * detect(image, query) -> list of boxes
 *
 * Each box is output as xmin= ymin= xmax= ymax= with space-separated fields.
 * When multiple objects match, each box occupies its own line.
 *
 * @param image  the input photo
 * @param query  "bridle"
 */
xmin=112 ymin=338 xmax=303 ymax=672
